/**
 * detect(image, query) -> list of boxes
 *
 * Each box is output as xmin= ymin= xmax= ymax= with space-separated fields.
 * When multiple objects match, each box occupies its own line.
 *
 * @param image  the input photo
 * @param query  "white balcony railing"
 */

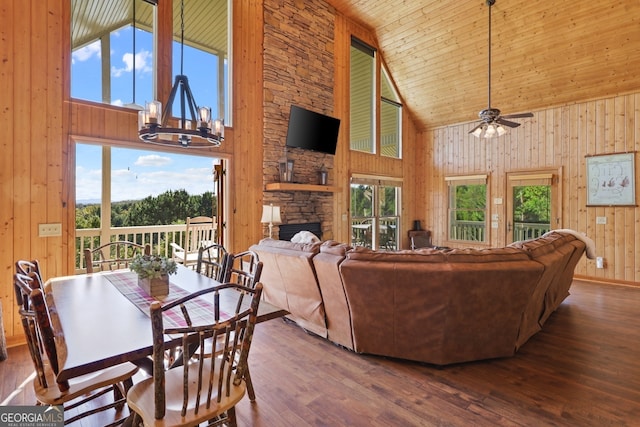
xmin=75 ymin=224 xmax=186 ymax=274
xmin=449 ymin=221 xmax=550 ymax=243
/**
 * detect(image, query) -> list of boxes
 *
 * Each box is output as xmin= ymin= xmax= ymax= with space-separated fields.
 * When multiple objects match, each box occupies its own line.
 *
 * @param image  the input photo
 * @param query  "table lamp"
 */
xmin=261 ymin=204 xmax=282 ymax=238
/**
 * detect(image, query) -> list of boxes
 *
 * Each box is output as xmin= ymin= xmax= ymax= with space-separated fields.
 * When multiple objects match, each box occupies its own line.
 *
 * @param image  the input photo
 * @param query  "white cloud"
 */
xmin=111 ymin=99 xmax=124 ymax=106
xmin=112 ymin=50 xmax=153 ymax=78
xmin=76 ymin=152 xmax=215 ymax=203
xmin=72 ymin=41 xmax=101 ymax=64
xmin=75 ymin=165 xmax=102 ymax=202
xmin=135 ymin=154 xmax=172 ymax=167
xmin=109 ymin=167 xmax=214 ymax=201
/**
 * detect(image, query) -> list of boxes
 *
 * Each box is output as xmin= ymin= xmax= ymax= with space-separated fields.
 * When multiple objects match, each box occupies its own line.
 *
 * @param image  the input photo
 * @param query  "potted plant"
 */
xmin=130 ymin=254 xmax=178 ymax=297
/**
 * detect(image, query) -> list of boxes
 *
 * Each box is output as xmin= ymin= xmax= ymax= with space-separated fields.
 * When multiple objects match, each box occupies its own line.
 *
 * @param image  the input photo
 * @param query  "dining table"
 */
xmin=44 ymin=264 xmax=288 ymax=382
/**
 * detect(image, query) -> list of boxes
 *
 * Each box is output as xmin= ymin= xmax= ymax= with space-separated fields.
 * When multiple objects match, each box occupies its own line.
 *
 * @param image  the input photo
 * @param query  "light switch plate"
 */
xmin=39 ymin=223 xmax=62 ymax=237
xmin=596 ymin=216 xmax=607 ymax=225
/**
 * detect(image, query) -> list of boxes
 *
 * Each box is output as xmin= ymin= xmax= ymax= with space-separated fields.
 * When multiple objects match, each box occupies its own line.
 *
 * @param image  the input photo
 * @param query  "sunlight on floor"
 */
xmin=1 ymin=371 xmax=35 ymax=405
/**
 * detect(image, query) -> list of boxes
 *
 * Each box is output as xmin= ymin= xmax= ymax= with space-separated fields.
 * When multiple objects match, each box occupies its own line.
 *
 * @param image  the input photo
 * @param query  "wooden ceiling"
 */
xmin=71 ymin=0 xmax=640 ymax=132
xmin=328 ymin=0 xmax=640 ymax=131
xmin=71 ymin=0 xmax=227 ymax=56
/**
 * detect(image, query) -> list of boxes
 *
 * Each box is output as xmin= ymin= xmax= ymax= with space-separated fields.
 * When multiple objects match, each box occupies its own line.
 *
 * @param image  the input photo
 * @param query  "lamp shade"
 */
xmin=261 ymin=205 xmax=282 ymax=224
xmin=471 ymin=122 xmax=506 ymax=139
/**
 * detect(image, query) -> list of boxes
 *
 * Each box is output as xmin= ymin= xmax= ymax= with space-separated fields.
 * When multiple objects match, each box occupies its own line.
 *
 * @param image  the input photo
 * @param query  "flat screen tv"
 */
xmin=285 ymin=105 xmax=340 ymax=155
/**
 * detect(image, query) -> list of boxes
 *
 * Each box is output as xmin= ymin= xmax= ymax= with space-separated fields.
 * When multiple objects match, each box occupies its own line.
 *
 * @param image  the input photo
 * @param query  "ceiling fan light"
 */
xmin=472 ymin=126 xmax=483 ymax=137
xmin=484 ymin=124 xmax=496 ymax=138
xmin=496 ymin=124 xmax=506 ymax=136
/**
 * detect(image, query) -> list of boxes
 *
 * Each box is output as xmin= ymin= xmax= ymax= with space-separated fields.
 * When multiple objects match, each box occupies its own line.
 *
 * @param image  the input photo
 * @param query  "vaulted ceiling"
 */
xmin=72 ymin=0 xmax=640 ymax=133
xmin=328 ymin=0 xmax=640 ymax=131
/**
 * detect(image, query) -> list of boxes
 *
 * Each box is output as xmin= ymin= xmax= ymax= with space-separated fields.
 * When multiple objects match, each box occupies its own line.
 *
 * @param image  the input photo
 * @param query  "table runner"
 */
xmin=104 ymin=270 xmax=225 ymax=328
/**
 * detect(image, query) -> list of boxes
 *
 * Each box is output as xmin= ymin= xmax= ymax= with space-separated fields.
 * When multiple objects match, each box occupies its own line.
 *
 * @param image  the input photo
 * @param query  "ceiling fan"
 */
xmin=469 ymin=0 xmax=533 ymax=138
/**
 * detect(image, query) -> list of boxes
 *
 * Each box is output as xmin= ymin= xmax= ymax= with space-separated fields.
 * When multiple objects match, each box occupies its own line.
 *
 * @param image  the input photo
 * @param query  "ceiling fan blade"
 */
xmin=501 ymin=112 xmax=534 ymax=119
xmin=496 ymin=118 xmax=521 ymax=128
xmin=469 ymin=122 xmax=484 ymax=134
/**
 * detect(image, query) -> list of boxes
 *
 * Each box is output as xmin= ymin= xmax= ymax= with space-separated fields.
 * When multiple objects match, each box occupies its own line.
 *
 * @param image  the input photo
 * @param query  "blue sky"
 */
xmin=72 ymin=25 xmax=223 ymax=203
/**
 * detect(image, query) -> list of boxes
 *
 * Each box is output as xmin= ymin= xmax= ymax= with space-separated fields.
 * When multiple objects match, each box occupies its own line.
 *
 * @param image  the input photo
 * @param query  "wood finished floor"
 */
xmin=1 ymin=279 xmax=639 ymax=426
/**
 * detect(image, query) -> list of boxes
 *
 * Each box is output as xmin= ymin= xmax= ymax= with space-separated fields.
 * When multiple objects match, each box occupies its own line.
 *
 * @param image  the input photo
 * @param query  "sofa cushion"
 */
xmin=508 ymin=231 xmax=576 ymax=258
xmin=320 ymin=240 xmax=352 ymax=256
xmin=444 ymin=247 xmax=530 ymax=262
xmin=257 ymin=237 xmax=321 ymax=254
xmin=346 ymin=246 xmax=530 ymax=263
xmin=346 ymin=246 xmax=447 ymax=262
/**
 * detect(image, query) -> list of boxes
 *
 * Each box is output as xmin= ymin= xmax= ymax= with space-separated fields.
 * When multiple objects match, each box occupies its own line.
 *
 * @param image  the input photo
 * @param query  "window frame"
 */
xmin=349 ymin=37 xmax=376 ymax=154
xmin=445 ymin=174 xmax=489 ymax=244
xmin=350 ymin=175 xmax=402 ymax=250
xmin=380 ymin=65 xmax=402 ymax=159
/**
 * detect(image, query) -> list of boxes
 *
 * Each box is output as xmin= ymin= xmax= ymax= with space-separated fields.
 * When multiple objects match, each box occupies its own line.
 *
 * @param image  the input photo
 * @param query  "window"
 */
xmin=350 ymin=177 xmax=401 ymax=250
xmin=350 ymin=37 xmax=403 ymax=157
xmin=350 ymin=38 xmax=375 ymax=153
xmin=446 ymin=175 xmax=488 ymax=243
xmin=75 ymin=142 xmax=223 ymax=270
xmin=71 ymin=0 xmax=155 ymax=106
xmin=507 ymin=172 xmax=558 ymax=243
xmin=380 ymin=67 xmax=401 ymax=158
xmin=70 ymin=0 xmax=230 ymax=122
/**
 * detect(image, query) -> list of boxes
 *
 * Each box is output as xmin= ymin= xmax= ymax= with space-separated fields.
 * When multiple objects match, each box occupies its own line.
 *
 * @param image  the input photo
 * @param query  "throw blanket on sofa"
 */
xmin=544 ymin=229 xmax=596 ymax=259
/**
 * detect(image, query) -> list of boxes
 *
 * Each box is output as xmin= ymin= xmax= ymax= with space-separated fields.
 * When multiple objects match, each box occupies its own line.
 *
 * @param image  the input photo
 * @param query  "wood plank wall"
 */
xmin=420 ymin=93 xmax=640 ymax=285
xmin=0 ymin=0 xmax=69 ymax=346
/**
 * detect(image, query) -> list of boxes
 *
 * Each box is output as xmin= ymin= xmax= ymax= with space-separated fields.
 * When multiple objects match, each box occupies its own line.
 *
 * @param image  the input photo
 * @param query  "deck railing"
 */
xmin=513 ymin=222 xmax=550 ymax=241
xmin=75 ymin=224 xmax=186 ymax=274
xmin=449 ymin=221 xmax=550 ymax=243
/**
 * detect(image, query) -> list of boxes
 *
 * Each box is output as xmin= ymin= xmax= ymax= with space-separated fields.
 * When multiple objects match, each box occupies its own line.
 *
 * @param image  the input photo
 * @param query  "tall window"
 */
xmin=350 ymin=37 xmax=403 ymax=157
xmin=350 ymin=177 xmax=401 ymax=250
xmin=70 ymin=0 xmax=230 ymax=121
xmin=446 ymin=175 xmax=488 ymax=243
xmin=380 ymin=67 xmax=401 ymax=158
xmin=350 ymin=38 xmax=375 ymax=153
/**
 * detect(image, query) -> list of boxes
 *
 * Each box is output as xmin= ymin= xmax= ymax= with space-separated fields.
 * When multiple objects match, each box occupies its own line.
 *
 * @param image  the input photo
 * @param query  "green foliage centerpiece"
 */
xmin=130 ymin=254 xmax=178 ymax=297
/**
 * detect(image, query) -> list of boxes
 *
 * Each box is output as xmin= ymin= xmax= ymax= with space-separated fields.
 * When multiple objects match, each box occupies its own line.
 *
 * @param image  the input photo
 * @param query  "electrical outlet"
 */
xmin=596 ymin=257 xmax=604 ymax=269
xmin=39 ymin=223 xmax=62 ymax=237
xmin=596 ymin=216 xmax=607 ymax=225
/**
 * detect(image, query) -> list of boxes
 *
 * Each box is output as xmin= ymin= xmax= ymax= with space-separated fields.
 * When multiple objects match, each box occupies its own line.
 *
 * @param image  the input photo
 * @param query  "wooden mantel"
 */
xmin=265 ymin=183 xmax=340 ymax=193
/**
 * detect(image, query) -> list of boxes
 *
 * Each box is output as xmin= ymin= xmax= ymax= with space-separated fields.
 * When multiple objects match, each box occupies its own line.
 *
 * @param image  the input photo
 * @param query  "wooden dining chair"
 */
xmin=84 ymin=241 xmax=151 ymax=273
xmin=226 ymin=250 xmax=263 ymax=289
xmin=170 ymin=216 xmax=216 ymax=267
xmin=15 ymin=259 xmax=44 ymax=303
xmin=195 ymin=242 xmax=230 ymax=282
xmin=126 ymin=282 xmax=263 ymax=427
xmin=15 ymin=259 xmax=43 ymax=279
xmin=221 ymin=250 xmax=264 ymax=401
xmin=13 ymin=273 xmax=139 ymax=425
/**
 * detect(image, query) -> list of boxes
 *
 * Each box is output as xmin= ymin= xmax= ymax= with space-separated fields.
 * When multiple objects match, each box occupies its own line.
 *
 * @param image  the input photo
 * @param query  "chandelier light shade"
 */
xmin=261 ymin=204 xmax=282 ymax=239
xmin=137 ymin=78 xmax=224 ymax=147
xmin=138 ymin=0 xmax=224 ymax=148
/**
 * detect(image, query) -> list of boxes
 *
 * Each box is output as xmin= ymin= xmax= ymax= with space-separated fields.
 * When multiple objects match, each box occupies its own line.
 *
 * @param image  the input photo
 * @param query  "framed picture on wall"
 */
xmin=586 ymin=152 xmax=636 ymax=206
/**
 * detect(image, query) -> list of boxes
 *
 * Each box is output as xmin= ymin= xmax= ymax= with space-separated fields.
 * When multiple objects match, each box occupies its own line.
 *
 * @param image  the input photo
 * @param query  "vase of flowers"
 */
xmin=130 ymin=254 xmax=178 ymax=297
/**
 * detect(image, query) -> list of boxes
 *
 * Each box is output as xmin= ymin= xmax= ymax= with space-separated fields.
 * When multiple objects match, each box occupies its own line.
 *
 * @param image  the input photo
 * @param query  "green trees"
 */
xmin=76 ymin=190 xmax=216 ymax=229
xmin=512 ymin=185 xmax=550 ymax=223
xmin=453 ymin=184 xmax=486 ymax=221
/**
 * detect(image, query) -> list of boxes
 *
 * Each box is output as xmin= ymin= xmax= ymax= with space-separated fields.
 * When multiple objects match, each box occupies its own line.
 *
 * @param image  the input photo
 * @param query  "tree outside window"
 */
xmin=447 ymin=176 xmax=488 ymax=243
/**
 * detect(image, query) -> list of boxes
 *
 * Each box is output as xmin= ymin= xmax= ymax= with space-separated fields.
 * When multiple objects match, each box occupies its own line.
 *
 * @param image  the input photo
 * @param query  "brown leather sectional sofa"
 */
xmin=250 ymin=231 xmax=588 ymax=365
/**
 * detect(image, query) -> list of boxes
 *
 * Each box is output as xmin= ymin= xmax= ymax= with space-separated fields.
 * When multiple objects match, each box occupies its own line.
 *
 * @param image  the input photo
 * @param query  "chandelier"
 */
xmin=138 ymin=0 xmax=224 ymax=148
